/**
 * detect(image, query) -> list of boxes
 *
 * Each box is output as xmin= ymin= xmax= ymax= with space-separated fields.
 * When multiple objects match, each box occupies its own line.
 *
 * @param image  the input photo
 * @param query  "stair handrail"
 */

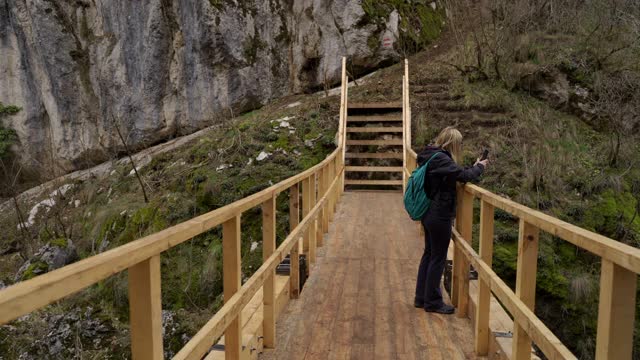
xmin=403 ymin=59 xmax=417 ymax=190
xmin=402 ymin=59 xmax=408 ymax=190
xmin=339 ymin=57 xmax=348 ymax=191
xmin=0 ymin=59 xmax=351 ymax=360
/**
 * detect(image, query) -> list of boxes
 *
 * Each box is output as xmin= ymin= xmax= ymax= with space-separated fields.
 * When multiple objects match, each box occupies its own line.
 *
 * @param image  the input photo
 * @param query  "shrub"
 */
xmin=0 ymin=102 xmax=21 ymax=160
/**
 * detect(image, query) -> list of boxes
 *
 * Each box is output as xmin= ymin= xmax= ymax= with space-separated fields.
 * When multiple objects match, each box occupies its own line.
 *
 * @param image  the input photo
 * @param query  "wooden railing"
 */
xmin=405 ymin=148 xmax=640 ymax=359
xmin=0 ymin=59 xmax=350 ymax=360
xmin=403 ymin=65 xmax=640 ymax=358
xmin=402 ymin=59 xmax=413 ymax=189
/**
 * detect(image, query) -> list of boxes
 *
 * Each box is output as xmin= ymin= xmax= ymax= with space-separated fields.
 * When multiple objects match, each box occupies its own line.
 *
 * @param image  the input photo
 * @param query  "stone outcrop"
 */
xmin=0 ymin=0 xmax=415 ymax=173
xmin=0 ymin=306 xmax=117 ymax=359
xmin=15 ymin=239 xmax=78 ymax=281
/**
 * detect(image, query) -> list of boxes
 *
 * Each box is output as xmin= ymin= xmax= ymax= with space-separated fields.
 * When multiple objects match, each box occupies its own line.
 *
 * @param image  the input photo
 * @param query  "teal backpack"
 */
xmin=403 ymin=152 xmax=441 ymax=221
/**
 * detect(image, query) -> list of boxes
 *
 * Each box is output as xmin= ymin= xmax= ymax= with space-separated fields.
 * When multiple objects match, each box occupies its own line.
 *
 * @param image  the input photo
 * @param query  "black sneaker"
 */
xmin=414 ymin=300 xmax=424 ymax=308
xmin=424 ymin=304 xmax=455 ymax=314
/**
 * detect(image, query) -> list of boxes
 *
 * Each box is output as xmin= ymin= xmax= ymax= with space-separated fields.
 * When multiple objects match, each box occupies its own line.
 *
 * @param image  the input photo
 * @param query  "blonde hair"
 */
xmin=434 ymin=126 xmax=463 ymax=163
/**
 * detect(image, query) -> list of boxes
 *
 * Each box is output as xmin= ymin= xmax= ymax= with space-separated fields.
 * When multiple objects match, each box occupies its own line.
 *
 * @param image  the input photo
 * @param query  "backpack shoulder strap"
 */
xmin=424 ymin=151 xmax=441 ymax=168
xmin=413 ymin=152 xmax=442 ymax=175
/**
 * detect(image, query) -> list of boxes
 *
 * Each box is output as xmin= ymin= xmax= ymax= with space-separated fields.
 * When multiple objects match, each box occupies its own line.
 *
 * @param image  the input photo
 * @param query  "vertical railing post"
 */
xmin=308 ymin=174 xmax=317 ymax=264
xmin=512 ymin=219 xmax=540 ymax=360
xmin=129 ymin=255 xmax=163 ymax=360
xmin=339 ymin=57 xmax=347 ymax=193
xmin=328 ymin=158 xmax=336 ymax=219
xmin=322 ymin=165 xmax=330 ymax=233
xmin=331 ymin=157 xmax=342 ymax=219
xmin=451 ymin=186 xmax=462 ymax=305
xmin=595 ymin=259 xmax=637 ymax=360
xmin=223 ymin=215 xmax=242 ymax=360
xmin=413 ymin=156 xmax=423 ymax=236
xmin=262 ymin=194 xmax=276 ymax=348
xmin=316 ymin=167 xmax=325 ymax=247
xmin=402 ymin=59 xmax=410 ymax=192
xmin=302 ymin=176 xmax=311 ymax=260
xmin=452 ymin=187 xmax=462 ymax=305
xmin=455 ymin=188 xmax=473 ymax=317
xmin=475 ymin=201 xmax=494 ymax=355
xmin=406 ymin=60 xmax=412 ymax=153
xmin=336 ymin=152 xmax=345 ymax=197
xmin=342 ymin=90 xmax=348 ymax=194
xmin=402 ymin=74 xmax=407 ymax=192
xmin=289 ymin=184 xmax=300 ymax=299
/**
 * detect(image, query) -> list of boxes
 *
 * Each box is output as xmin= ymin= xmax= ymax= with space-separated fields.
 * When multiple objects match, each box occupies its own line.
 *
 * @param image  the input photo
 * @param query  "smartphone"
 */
xmin=480 ymin=149 xmax=489 ymax=161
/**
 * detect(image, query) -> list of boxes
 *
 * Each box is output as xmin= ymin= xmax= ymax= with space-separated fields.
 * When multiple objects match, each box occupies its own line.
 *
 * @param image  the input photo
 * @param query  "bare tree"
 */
xmin=322 ymin=63 xmax=331 ymax=98
xmin=113 ymin=118 xmax=149 ymax=203
xmin=590 ymin=71 xmax=640 ymax=167
xmin=0 ymin=158 xmax=30 ymax=257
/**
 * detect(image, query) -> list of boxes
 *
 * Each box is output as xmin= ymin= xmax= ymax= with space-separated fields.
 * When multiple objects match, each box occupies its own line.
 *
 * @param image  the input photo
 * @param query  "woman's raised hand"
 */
xmin=475 ymin=158 xmax=489 ymax=168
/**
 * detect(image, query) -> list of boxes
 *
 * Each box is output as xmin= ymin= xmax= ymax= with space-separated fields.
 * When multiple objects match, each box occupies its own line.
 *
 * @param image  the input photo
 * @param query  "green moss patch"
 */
xmin=21 ymin=261 xmax=49 ymax=281
xmin=50 ymin=238 xmax=69 ymax=248
xmin=360 ymin=0 xmax=446 ymax=54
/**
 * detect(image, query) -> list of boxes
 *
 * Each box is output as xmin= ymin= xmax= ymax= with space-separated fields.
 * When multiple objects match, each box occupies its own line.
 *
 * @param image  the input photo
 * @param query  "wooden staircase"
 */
xmin=344 ymin=102 xmax=405 ymax=189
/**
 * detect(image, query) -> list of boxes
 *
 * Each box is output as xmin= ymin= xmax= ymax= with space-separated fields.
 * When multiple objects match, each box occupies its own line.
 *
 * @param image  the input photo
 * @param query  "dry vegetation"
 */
xmin=0 ymin=93 xmax=339 ymax=358
xmin=403 ymin=1 xmax=640 ymax=358
xmin=1 ymin=1 xmax=639 ymax=358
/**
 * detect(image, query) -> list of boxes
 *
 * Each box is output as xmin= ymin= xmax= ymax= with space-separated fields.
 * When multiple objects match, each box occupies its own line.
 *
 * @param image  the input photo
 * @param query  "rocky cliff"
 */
xmin=0 ymin=0 xmax=442 ymax=174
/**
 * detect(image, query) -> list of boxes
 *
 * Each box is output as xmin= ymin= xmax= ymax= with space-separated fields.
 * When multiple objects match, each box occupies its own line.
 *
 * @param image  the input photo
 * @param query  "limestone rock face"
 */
xmin=0 ymin=0 xmax=402 ymax=173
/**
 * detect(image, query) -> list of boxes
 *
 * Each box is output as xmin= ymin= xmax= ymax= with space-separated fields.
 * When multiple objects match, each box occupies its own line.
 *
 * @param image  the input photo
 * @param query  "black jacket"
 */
xmin=417 ymin=145 xmax=484 ymax=219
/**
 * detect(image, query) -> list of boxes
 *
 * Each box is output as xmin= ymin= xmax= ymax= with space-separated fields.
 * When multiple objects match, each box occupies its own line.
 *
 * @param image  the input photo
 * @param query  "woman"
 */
xmin=414 ymin=127 xmax=488 ymax=314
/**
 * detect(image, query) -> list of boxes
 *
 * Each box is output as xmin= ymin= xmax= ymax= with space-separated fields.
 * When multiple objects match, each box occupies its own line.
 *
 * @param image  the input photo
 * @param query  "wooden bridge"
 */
xmin=1 ymin=59 xmax=639 ymax=360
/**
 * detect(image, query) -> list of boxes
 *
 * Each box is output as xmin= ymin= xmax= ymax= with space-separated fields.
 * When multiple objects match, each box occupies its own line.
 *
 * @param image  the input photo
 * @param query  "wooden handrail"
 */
xmin=452 ymin=229 xmax=576 ymax=360
xmin=174 ymin=168 xmax=343 ymax=360
xmin=339 ymin=57 xmax=348 ymax=192
xmin=464 ymin=184 xmax=640 ymax=273
xmin=402 ymin=58 xmax=637 ymax=358
xmin=404 ymin=146 xmax=639 ymax=360
xmin=0 ymin=148 xmax=342 ymax=325
xmin=0 ymin=58 xmax=350 ymax=360
xmin=402 ymin=59 xmax=414 ymax=191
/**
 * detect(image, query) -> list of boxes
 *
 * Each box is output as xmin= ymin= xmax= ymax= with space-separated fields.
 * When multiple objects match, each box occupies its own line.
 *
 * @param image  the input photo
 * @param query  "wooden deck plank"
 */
xmin=303 ymin=257 xmax=348 ymax=357
xmin=389 ymin=259 xmax=418 ymax=357
xmin=259 ymin=193 xmax=477 ymax=360
xmin=330 ymin=258 xmax=360 ymax=359
xmin=352 ymin=251 xmax=375 ymax=346
xmin=282 ymin=257 xmax=332 ymax=358
xmin=345 ymin=166 xmax=403 ymax=172
xmin=346 ymin=139 xmax=403 ymax=146
xmin=345 ymin=152 xmax=403 ymax=159
xmin=347 ymin=116 xmax=403 ymax=123
xmin=344 ymin=179 xmax=403 ymax=186
xmin=347 ymin=102 xmax=403 ymax=109
xmin=346 ymin=126 xmax=403 ymax=132
xmin=374 ymin=259 xmax=395 ymax=359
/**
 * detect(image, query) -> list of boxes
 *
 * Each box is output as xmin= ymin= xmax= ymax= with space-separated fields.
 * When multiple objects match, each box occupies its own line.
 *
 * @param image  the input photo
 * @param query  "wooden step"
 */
xmin=346 ymin=166 xmax=403 ymax=172
xmin=347 ymin=115 xmax=402 ymax=122
xmin=348 ymin=102 xmax=403 ymax=109
xmin=344 ymin=179 xmax=404 ymax=186
xmin=345 ymin=152 xmax=403 ymax=159
xmin=346 ymin=127 xmax=403 ymax=133
xmin=346 ymin=139 xmax=403 ymax=146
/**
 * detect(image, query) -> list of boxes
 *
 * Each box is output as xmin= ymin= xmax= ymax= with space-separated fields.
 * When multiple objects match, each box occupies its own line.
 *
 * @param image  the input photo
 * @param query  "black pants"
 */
xmin=414 ymin=210 xmax=452 ymax=309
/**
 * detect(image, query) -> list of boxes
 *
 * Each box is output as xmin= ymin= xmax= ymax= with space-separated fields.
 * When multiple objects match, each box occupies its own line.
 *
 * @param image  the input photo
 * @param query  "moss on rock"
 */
xmin=50 ymin=238 xmax=69 ymax=248
xmin=360 ymin=0 xmax=446 ymax=54
xmin=582 ymin=188 xmax=640 ymax=238
xmin=22 ymin=261 xmax=49 ymax=281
